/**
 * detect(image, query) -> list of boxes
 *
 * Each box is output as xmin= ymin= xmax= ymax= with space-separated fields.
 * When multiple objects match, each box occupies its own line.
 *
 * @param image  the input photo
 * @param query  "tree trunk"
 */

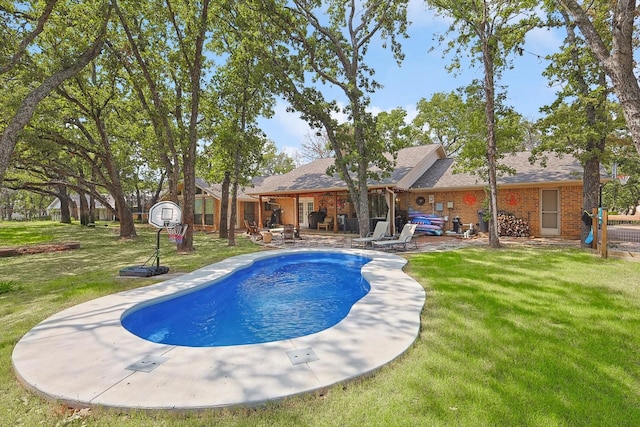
xmin=219 ymin=171 xmax=230 ymax=239
xmin=89 ymin=168 xmax=97 ymax=223
xmin=482 ymin=36 xmax=501 ymax=249
xmin=94 ymin=115 xmax=137 ymax=238
xmin=565 ymin=11 xmax=607 ymax=247
xmin=78 ymin=191 xmax=89 ymax=225
xmin=356 ymin=178 xmax=370 ymax=237
xmin=89 ymin=193 xmax=96 ymax=223
xmin=228 ymin=148 xmax=243 ymax=247
xmin=582 ymin=157 xmax=600 ymax=246
xmin=229 ymin=179 xmax=238 ymax=247
xmin=115 ymin=194 xmax=136 ymax=238
xmin=608 ymin=71 xmax=640 ymax=154
xmin=58 ymin=185 xmax=72 ymax=224
xmin=176 ymin=0 xmax=210 ymax=253
xmin=178 ymin=156 xmax=196 ymax=252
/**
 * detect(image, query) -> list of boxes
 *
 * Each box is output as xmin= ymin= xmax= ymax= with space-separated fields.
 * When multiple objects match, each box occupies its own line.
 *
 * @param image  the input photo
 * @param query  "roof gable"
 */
xmin=247 ymin=144 xmax=446 ymax=195
xmin=191 ymin=178 xmax=254 ymax=201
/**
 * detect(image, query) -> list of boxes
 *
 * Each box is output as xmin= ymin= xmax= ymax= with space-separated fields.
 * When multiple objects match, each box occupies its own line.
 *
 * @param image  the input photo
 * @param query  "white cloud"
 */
xmin=404 ymin=104 xmax=419 ymax=123
xmin=272 ymin=101 xmax=315 ymax=137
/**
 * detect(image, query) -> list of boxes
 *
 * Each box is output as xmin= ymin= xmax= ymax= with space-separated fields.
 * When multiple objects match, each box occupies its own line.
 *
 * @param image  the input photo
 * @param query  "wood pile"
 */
xmin=497 ymin=212 xmax=530 ymax=237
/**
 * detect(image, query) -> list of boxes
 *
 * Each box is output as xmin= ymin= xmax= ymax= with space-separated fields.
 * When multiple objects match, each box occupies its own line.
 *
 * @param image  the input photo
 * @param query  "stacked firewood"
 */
xmin=497 ymin=211 xmax=530 ymax=237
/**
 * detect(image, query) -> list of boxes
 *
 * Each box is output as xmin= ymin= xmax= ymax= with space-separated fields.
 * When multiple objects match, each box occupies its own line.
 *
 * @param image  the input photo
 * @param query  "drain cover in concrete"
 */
xmin=286 ymin=348 xmax=319 ymax=365
xmin=126 ymin=355 xmax=168 ymax=372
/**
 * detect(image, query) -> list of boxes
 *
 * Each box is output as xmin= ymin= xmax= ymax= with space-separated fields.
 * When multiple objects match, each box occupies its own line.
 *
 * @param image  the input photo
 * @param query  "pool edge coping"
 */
xmin=12 ymin=248 xmax=426 ymax=411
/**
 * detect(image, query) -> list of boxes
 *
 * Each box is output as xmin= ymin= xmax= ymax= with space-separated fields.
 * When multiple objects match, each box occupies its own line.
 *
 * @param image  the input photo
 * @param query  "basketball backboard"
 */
xmin=148 ymin=201 xmax=182 ymax=228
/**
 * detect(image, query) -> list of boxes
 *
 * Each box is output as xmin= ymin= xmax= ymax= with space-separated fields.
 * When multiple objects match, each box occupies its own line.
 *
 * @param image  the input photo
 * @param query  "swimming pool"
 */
xmin=12 ymin=248 xmax=426 ymax=410
xmin=122 ymin=253 xmax=371 ymax=347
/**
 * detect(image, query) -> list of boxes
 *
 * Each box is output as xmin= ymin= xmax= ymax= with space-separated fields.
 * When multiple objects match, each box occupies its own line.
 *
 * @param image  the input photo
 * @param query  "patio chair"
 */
xmin=317 ymin=216 xmax=333 ymax=231
xmin=351 ymin=221 xmax=389 ymax=248
xmin=372 ymin=223 xmax=418 ymax=251
xmin=282 ymin=224 xmax=295 ymax=243
xmin=244 ymin=220 xmax=262 ymax=240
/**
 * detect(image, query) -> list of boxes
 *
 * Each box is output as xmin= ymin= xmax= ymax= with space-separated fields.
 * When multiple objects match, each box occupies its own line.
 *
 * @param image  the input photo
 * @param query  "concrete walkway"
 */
xmin=12 ymin=249 xmax=425 ymax=411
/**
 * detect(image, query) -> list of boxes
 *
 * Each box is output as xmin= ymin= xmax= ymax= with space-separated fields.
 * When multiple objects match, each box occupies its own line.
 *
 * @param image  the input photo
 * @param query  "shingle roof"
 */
xmin=46 ymin=194 xmax=113 ymax=210
xmin=195 ymin=178 xmax=255 ymax=201
xmin=247 ymin=144 xmax=443 ymax=195
xmin=411 ymin=152 xmax=594 ymax=190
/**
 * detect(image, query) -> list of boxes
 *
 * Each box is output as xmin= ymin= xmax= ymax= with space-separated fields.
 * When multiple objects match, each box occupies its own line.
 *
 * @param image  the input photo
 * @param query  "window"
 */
xmin=369 ymin=193 xmax=388 ymax=218
xmin=244 ymin=202 xmax=256 ymax=222
xmin=194 ymin=198 xmax=203 ymax=226
xmin=204 ymin=199 xmax=214 ymax=225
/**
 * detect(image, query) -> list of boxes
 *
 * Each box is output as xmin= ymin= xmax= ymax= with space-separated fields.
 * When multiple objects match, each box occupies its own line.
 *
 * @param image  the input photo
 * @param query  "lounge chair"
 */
xmin=372 ymin=223 xmax=418 ymax=251
xmin=317 ymin=216 xmax=333 ymax=231
xmin=351 ymin=221 xmax=389 ymax=248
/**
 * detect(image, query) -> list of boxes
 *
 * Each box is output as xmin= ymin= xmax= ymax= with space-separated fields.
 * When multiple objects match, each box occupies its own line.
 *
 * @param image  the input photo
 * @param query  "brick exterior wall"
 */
xmin=404 ymin=185 xmax=582 ymax=238
xmin=258 ymin=184 xmax=584 ymax=238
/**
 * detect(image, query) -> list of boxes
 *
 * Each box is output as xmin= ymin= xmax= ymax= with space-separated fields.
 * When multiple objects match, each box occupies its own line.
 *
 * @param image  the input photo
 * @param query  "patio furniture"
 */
xmin=282 ymin=224 xmax=295 ymax=243
xmin=244 ymin=219 xmax=260 ymax=234
xmin=372 ymin=223 xmax=418 ymax=251
xmin=351 ymin=221 xmax=389 ymax=248
xmin=244 ymin=220 xmax=262 ymax=240
xmin=317 ymin=216 xmax=333 ymax=231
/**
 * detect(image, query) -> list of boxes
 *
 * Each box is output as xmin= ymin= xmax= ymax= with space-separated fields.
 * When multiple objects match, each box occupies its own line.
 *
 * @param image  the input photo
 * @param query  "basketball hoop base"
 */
xmin=119 ymin=265 xmax=170 ymax=277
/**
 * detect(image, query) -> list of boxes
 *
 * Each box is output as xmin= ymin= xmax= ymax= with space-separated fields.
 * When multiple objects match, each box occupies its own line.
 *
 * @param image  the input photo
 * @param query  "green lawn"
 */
xmin=1 ymin=221 xmax=639 ymax=426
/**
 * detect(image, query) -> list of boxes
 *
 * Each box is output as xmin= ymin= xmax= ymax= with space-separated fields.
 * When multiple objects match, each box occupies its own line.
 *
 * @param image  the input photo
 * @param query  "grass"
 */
xmin=1 ymin=221 xmax=640 ymax=426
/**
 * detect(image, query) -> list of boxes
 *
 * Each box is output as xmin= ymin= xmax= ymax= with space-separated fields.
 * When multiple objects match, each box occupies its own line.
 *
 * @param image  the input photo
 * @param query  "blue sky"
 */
xmin=259 ymin=2 xmax=563 ymax=159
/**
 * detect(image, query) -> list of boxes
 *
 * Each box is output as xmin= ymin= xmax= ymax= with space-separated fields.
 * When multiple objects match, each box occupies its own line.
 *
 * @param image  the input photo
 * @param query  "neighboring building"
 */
xmin=246 ymin=144 xmax=606 ymax=239
xmin=46 ymin=194 xmax=114 ymax=222
xmin=46 ymin=179 xmax=259 ymax=231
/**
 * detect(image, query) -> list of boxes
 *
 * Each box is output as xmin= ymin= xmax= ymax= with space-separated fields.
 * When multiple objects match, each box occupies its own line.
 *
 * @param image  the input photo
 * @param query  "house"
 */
xmin=246 ymin=144 xmax=605 ymax=239
xmin=247 ymin=145 xmax=447 ymax=234
xmin=46 ymin=194 xmax=114 ymax=222
xmin=409 ymin=152 xmax=590 ymax=238
xmin=170 ymin=178 xmax=259 ymax=231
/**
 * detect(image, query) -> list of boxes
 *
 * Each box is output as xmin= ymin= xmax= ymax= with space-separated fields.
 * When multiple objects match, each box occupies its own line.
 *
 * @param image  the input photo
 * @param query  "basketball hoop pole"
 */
xmin=155 ymin=227 xmax=162 ymax=269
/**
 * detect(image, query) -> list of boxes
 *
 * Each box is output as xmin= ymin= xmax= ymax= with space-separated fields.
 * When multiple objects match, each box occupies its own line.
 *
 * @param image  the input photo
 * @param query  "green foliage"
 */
xmin=417 ymin=85 xmax=525 ymax=173
xmin=259 ymin=141 xmax=296 ymax=175
xmin=0 ymin=280 xmax=19 ymax=295
xmin=375 ymin=107 xmax=419 ymax=150
xmin=428 ymin=0 xmax=540 ymax=75
xmin=602 ymin=140 xmax=640 ymax=211
xmin=535 ymin=5 xmax=625 ymax=163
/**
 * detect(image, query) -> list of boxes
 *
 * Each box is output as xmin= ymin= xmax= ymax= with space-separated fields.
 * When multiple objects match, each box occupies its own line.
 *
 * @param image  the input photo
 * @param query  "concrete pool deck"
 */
xmin=12 ymin=248 xmax=425 ymax=411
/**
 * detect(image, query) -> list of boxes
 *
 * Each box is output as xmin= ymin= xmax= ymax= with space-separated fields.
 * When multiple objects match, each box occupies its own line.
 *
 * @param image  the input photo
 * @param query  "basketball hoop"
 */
xmin=167 ymin=224 xmax=187 ymax=244
xmin=617 ymin=175 xmax=630 ymax=185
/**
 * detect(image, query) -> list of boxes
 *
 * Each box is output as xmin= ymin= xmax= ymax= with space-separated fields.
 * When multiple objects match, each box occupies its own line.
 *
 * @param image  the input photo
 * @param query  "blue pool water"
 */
xmin=121 ymin=252 xmax=371 ymax=347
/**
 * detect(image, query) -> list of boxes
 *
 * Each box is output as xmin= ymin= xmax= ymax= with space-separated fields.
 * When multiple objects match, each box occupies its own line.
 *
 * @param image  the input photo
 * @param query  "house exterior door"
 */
xmin=540 ymin=189 xmax=560 ymax=236
xmin=298 ymin=198 xmax=314 ymax=228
